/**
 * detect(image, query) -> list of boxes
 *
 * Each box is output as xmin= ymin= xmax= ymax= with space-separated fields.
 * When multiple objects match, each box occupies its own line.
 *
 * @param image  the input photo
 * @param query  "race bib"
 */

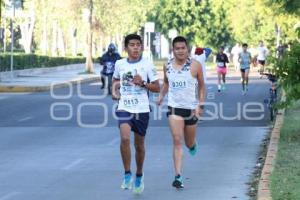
xmin=120 ymin=94 xmax=148 ymax=109
xmin=217 ymin=62 xmax=225 ymax=67
xmin=170 ymin=78 xmax=187 ymax=89
xmin=105 ymin=62 xmax=114 ymax=73
xmin=122 ymin=97 xmax=139 ymax=107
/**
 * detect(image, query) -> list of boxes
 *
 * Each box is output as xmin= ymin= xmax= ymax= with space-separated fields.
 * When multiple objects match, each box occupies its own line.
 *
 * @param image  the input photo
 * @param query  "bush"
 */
xmin=0 ymin=53 xmax=88 ymax=72
xmin=273 ymin=41 xmax=300 ymax=107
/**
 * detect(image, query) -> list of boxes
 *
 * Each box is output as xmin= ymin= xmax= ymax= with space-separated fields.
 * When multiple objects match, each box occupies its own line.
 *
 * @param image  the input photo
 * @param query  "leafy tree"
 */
xmin=201 ymin=0 xmax=233 ymax=48
xmin=273 ymin=42 xmax=300 ymax=107
xmin=264 ymin=0 xmax=300 ymax=15
xmin=0 ymin=0 xmax=4 ymax=25
xmin=150 ymin=0 xmax=233 ymax=48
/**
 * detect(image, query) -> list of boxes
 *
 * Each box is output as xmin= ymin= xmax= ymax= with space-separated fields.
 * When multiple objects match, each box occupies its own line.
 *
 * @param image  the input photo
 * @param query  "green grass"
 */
xmin=270 ymin=101 xmax=300 ymax=200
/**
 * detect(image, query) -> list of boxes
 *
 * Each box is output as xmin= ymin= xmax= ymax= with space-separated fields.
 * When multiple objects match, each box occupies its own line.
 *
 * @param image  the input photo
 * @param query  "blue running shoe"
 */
xmin=121 ymin=173 xmax=133 ymax=190
xmin=221 ymin=84 xmax=226 ymax=91
xmin=133 ymin=174 xmax=144 ymax=194
xmin=172 ymin=175 xmax=184 ymax=189
xmin=242 ymin=89 xmax=246 ymax=95
xmin=189 ymin=141 xmax=198 ymax=156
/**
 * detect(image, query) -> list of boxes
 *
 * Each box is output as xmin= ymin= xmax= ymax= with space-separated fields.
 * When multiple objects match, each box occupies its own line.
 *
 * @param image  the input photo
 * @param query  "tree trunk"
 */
xmin=104 ymin=35 xmax=109 ymax=51
xmin=41 ymin=1 xmax=48 ymax=55
xmin=116 ymin=33 xmax=122 ymax=53
xmin=27 ymin=15 xmax=35 ymax=53
xmin=20 ymin=14 xmax=35 ymax=53
xmin=3 ymin=18 xmax=6 ymax=52
xmin=58 ymin=26 xmax=65 ymax=56
xmin=85 ymin=0 xmax=94 ymax=73
xmin=51 ymin=21 xmax=58 ymax=56
xmin=41 ymin=18 xmax=48 ymax=55
xmin=99 ymin=35 xmax=103 ymax=55
xmin=71 ymin=27 xmax=77 ymax=56
xmin=93 ymin=40 xmax=97 ymax=57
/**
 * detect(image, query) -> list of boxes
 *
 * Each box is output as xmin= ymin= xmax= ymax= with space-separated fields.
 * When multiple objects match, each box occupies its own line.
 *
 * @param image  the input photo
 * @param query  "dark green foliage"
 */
xmin=273 ymin=42 xmax=300 ymax=107
xmin=150 ymin=0 xmax=233 ymax=48
xmin=0 ymin=54 xmax=87 ymax=72
xmin=265 ymin=0 xmax=300 ymax=15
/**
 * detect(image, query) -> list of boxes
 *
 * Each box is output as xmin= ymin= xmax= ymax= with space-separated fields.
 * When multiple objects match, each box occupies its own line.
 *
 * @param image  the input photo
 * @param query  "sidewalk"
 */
xmin=0 ymin=64 xmax=260 ymax=93
xmin=0 ymin=64 xmax=101 ymax=92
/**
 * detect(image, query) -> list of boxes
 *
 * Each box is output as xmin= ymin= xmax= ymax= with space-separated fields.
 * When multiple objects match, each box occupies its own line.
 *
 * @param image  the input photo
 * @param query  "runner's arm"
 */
xmin=160 ymin=64 xmax=169 ymax=98
xmin=225 ymin=54 xmax=230 ymax=63
xmin=112 ymin=78 xmax=120 ymax=100
xmin=144 ymin=64 xmax=160 ymax=93
xmin=157 ymin=64 xmax=169 ymax=105
xmin=196 ymin=62 xmax=206 ymax=106
xmin=112 ymin=61 xmax=121 ymax=100
xmin=145 ymin=80 xmax=160 ymax=93
xmin=238 ymin=53 xmax=241 ymax=63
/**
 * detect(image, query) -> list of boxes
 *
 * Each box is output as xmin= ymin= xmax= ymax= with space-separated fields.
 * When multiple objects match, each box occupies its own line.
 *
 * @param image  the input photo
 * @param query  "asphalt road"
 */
xmin=0 ymin=73 xmax=272 ymax=200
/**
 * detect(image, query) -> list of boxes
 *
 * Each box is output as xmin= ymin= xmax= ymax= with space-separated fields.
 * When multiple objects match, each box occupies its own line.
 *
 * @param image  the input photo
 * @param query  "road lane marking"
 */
xmin=0 ymin=192 xmax=20 ymax=200
xmin=107 ymin=138 xmax=120 ymax=146
xmin=62 ymin=159 xmax=84 ymax=170
xmin=18 ymin=117 xmax=32 ymax=122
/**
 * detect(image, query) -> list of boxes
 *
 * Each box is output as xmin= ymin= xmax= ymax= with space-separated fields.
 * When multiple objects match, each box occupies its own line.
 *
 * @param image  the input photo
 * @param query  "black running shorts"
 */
xmin=167 ymin=106 xmax=198 ymax=125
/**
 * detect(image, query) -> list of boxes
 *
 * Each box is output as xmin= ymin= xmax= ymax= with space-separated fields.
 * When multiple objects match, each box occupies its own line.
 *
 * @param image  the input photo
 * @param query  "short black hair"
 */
xmin=172 ymin=36 xmax=188 ymax=47
xmin=242 ymin=43 xmax=248 ymax=47
xmin=124 ymin=34 xmax=142 ymax=47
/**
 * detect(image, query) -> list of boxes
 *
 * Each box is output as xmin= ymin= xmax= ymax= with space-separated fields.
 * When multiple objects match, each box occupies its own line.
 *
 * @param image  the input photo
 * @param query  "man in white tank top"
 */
xmin=157 ymin=36 xmax=206 ymax=189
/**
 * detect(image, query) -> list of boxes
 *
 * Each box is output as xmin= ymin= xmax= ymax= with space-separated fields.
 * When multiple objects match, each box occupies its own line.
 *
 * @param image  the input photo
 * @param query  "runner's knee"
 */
xmin=134 ymin=142 xmax=145 ymax=152
xmin=173 ymin=135 xmax=182 ymax=147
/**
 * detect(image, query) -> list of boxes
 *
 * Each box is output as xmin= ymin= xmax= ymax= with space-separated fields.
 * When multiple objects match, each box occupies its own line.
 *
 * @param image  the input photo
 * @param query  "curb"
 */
xmin=0 ymin=76 xmax=100 ymax=93
xmin=257 ymin=108 xmax=285 ymax=200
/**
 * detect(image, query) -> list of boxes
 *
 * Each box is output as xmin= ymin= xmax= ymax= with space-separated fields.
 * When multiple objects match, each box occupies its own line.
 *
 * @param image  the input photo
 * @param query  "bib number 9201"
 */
xmin=171 ymin=81 xmax=186 ymax=88
xmin=123 ymin=98 xmax=139 ymax=106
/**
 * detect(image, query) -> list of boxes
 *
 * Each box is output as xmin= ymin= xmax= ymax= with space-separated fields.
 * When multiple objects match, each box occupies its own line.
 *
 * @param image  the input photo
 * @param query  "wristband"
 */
xmin=141 ymin=81 xmax=147 ymax=88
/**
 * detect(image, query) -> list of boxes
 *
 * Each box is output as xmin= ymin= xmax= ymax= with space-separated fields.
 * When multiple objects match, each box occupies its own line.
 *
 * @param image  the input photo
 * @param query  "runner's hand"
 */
xmin=157 ymin=94 xmax=164 ymax=106
xmin=133 ymin=74 xmax=143 ymax=86
xmin=112 ymin=90 xmax=120 ymax=100
xmin=194 ymin=106 xmax=203 ymax=118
